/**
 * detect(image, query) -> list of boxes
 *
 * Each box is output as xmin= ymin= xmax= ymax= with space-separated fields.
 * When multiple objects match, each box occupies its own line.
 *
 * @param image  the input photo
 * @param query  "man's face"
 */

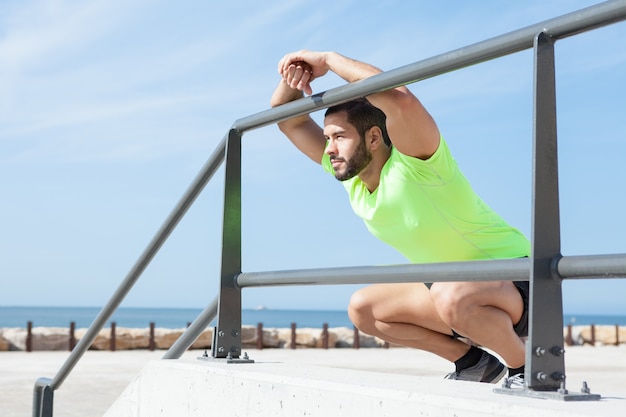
xmin=323 ymin=112 xmax=372 ymax=181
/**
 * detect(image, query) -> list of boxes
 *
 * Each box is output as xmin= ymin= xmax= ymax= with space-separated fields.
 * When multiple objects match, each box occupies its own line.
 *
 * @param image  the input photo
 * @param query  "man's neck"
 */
xmin=359 ymin=146 xmax=391 ymax=193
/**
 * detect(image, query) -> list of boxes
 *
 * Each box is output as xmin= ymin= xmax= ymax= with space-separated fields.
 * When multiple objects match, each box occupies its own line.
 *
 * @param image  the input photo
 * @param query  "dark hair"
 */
xmin=325 ymin=98 xmax=392 ymax=146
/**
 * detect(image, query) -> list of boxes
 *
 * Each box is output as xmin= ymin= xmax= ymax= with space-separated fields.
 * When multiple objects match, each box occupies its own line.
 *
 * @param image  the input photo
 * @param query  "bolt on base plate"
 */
xmin=197 ymin=350 xmax=254 ymax=364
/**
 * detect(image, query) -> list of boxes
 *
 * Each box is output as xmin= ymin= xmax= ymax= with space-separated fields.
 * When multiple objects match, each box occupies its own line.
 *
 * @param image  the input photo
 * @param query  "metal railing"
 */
xmin=33 ymin=1 xmax=626 ymax=415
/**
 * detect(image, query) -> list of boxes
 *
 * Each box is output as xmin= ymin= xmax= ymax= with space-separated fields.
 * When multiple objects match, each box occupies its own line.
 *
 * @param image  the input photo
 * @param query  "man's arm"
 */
xmin=279 ymin=50 xmax=440 ymax=160
xmin=270 ymin=69 xmax=326 ymax=164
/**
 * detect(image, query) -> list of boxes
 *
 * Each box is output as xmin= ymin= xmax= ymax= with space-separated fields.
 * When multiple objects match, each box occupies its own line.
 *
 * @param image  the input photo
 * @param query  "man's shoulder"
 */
xmin=388 ymin=136 xmax=452 ymax=166
xmin=384 ymin=136 xmax=458 ymax=183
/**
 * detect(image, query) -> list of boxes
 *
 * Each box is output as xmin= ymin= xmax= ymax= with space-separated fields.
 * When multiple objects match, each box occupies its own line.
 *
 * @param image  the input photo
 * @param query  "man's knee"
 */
xmin=429 ymin=283 xmax=470 ymax=328
xmin=347 ymin=288 xmax=374 ymax=329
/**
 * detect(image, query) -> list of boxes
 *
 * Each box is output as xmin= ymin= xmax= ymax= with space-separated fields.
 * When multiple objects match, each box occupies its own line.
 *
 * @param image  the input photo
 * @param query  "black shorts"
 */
xmin=511 ymin=280 xmax=529 ymax=338
xmin=448 ymin=280 xmax=529 ymax=340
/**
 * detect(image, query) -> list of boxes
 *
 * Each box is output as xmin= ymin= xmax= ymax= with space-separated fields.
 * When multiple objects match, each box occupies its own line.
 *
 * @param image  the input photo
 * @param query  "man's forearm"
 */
xmin=270 ymin=79 xmax=304 ymax=108
xmin=324 ymin=52 xmax=382 ymax=84
xmin=270 ymin=79 xmax=314 ymax=138
xmin=269 ymin=75 xmax=325 ymax=164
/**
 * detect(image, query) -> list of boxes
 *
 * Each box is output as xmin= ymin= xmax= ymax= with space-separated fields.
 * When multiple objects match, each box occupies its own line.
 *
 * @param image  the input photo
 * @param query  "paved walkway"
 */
xmin=2 ymin=346 xmax=625 ymax=417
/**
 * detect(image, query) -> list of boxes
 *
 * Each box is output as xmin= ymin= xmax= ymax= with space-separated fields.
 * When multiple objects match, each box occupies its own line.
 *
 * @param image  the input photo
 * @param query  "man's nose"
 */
xmin=325 ymin=139 xmax=337 ymax=155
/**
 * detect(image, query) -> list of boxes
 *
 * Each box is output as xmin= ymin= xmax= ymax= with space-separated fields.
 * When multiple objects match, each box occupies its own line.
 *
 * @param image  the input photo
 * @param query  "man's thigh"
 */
xmin=430 ymin=280 xmax=525 ymax=327
xmin=353 ymin=283 xmax=453 ymax=335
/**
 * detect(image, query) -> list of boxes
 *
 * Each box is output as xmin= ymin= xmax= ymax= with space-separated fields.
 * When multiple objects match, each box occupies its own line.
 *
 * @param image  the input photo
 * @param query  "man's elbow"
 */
xmin=270 ymin=96 xmax=284 ymax=108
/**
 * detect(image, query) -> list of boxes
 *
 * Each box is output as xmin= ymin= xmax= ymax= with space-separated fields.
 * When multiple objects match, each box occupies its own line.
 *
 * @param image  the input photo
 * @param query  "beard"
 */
xmin=331 ymin=138 xmax=373 ymax=181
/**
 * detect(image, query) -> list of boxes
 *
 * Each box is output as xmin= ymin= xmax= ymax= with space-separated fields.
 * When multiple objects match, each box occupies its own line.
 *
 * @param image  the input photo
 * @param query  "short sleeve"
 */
xmin=391 ymin=136 xmax=458 ymax=184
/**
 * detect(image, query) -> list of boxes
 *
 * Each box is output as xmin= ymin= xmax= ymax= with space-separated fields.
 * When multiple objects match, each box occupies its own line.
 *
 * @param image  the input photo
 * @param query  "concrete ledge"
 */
xmin=104 ymin=356 xmax=623 ymax=417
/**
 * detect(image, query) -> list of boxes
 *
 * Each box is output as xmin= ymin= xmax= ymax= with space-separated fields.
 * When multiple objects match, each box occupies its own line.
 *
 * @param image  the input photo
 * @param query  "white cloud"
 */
xmin=0 ymin=0 xmax=144 ymax=117
xmin=2 ymin=93 xmax=209 ymax=135
xmin=0 ymin=0 xmax=299 ymax=164
xmin=0 ymin=1 xmax=124 ymax=66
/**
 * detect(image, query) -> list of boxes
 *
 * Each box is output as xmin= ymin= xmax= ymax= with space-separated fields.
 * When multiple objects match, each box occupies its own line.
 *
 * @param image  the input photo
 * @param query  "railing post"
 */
xmin=256 ymin=323 xmax=264 ymax=350
xmin=496 ymin=30 xmax=600 ymax=400
xmin=110 ymin=322 xmax=116 ymax=352
xmin=565 ymin=324 xmax=573 ymax=346
xmin=525 ymin=31 xmax=566 ymax=392
xmin=590 ymin=324 xmax=596 ymax=346
xmin=69 ymin=322 xmax=76 ymax=351
xmin=213 ymin=129 xmax=249 ymax=361
xmin=33 ymin=377 xmax=53 ymax=417
xmin=322 ymin=323 xmax=329 ymax=349
xmin=26 ymin=321 xmax=33 ymax=352
xmin=149 ymin=322 xmax=155 ymax=351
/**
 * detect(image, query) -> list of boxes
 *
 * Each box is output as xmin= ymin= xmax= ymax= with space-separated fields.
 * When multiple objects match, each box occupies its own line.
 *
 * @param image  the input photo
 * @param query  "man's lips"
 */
xmin=330 ymin=157 xmax=344 ymax=168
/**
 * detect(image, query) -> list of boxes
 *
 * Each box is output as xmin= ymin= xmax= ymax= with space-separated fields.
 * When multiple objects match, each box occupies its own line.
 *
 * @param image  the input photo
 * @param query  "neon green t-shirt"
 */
xmin=322 ymin=137 xmax=530 ymax=263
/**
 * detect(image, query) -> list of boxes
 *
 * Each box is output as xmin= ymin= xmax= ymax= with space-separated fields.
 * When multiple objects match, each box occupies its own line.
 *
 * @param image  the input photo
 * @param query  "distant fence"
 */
xmin=8 ymin=321 xmax=381 ymax=351
xmin=3 ymin=320 xmax=622 ymax=352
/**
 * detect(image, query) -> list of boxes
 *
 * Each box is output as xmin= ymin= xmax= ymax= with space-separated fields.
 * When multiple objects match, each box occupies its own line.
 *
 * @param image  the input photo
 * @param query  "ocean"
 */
xmin=0 ymin=306 xmax=353 ymax=329
xmin=0 ymin=306 xmax=624 ymax=329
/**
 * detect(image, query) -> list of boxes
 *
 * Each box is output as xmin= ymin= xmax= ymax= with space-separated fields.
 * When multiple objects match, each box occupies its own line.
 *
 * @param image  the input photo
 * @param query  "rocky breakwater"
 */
xmin=0 ymin=325 xmax=385 ymax=351
xmin=2 ymin=324 xmax=622 ymax=351
xmin=566 ymin=324 xmax=626 ymax=346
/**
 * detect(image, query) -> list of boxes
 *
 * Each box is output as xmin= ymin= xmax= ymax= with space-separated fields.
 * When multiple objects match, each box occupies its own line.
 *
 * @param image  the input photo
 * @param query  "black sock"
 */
xmin=454 ymin=345 xmax=484 ymax=372
xmin=508 ymin=365 xmax=525 ymax=377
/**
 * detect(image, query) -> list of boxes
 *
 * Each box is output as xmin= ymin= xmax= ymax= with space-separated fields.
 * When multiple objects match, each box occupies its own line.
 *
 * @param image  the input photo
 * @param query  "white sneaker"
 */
xmin=502 ymin=373 xmax=525 ymax=389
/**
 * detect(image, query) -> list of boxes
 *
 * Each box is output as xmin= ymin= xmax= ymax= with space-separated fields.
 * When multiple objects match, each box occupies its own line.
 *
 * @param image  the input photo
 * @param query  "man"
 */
xmin=270 ymin=50 xmax=529 ymax=384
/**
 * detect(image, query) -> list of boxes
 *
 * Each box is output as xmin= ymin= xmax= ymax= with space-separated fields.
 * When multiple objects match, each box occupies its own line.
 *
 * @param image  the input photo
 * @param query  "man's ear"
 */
xmin=366 ymin=126 xmax=384 ymax=150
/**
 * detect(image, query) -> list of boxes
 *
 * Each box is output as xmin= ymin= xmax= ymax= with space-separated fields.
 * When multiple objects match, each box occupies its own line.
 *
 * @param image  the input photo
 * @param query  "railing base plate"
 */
xmin=494 ymin=387 xmax=601 ymax=401
xmin=197 ymin=353 xmax=254 ymax=364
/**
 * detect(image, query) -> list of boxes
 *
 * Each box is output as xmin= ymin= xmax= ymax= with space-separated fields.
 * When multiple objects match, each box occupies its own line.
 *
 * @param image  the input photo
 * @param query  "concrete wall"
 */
xmin=103 ymin=357 xmax=612 ymax=417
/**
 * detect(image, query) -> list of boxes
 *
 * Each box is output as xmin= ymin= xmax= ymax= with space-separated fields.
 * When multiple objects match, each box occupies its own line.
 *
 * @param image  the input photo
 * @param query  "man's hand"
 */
xmin=278 ymin=50 xmax=330 ymax=95
xmin=282 ymin=61 xmax=314 ymax=95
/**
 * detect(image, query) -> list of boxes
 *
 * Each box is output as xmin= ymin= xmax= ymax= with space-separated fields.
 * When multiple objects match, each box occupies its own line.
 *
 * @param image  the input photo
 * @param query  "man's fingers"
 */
xmin=279 ymin=54 xmax=311 ymax=71
xmin=283 ymin=62 xmax=313 ymax=93
xmin=277 ymin=51 xmax=315 ymax=94
xmin=285 ymin=63 xmax=302 ymax=87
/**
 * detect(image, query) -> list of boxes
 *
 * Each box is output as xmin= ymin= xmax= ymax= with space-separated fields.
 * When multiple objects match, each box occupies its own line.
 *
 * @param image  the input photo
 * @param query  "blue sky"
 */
xmin=1 ymin=0 xmax=625 ymax=314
